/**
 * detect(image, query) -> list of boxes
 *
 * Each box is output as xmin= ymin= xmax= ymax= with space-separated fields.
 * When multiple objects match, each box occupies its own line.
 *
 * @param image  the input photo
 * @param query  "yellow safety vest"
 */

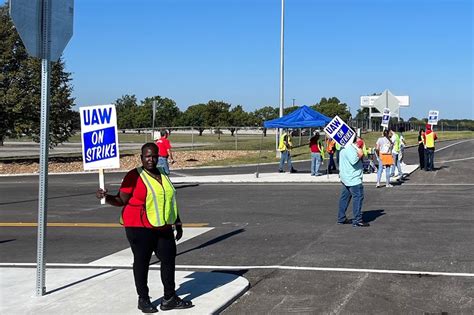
xmin=135 ymin=167 xmax=178 ymax=227
xmin=425 ymin=132 xmax=435 ymax=148
xmin=278 ymin=133 xmax=292 ymax=152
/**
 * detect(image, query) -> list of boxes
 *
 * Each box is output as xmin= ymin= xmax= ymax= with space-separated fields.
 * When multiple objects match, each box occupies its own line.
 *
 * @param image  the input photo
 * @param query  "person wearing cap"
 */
xmin=155 ymin=129 xmax=175 ymax=175
xmin=423 ymin=124 xmax=438 ymax=171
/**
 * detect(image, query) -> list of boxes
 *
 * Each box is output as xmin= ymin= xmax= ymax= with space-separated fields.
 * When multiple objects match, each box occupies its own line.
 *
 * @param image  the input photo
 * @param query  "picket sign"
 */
xmin=80 ymin=104 xmax=120 ymax=205
xmin=428 ymin=110 xmax=439 ymax=126
xmin=381 ymin=108 xmax=391 ymax=128
xmin=323 ymin=115 xmax=355 ymax=147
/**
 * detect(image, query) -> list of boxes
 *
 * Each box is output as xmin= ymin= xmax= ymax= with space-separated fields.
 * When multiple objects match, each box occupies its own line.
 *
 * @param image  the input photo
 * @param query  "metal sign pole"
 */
xmin=152 ymin=100 xmax=156 ymax=140
xmin=36 ymin=0 xmax=51 ymax=296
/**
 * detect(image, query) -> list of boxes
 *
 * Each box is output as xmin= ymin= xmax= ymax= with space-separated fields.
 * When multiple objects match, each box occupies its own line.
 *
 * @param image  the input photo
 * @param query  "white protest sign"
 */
xmin=323 ymin=115 xmax=356 ymax=147
xmin=428 ymin=110 xmax=439 ymax=125
xmin=381 ymin=108 xmax=391 ymax=128
xmin=80 ymin=104 xmax=120 ymax=170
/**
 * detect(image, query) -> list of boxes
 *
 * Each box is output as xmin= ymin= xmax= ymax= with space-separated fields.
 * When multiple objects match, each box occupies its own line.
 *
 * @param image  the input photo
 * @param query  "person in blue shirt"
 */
xmin=337 ymin=136 xmax=370 ymax=227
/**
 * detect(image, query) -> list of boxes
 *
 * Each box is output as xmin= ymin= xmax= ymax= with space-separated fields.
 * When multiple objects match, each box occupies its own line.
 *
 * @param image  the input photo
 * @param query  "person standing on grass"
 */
xmin=337 ymin=135 xmax=369 ymax=227
xmin=309 ymin=131 xmax=324 ymax=176
xmin=155 ymin=129 xmax=175 ymax=175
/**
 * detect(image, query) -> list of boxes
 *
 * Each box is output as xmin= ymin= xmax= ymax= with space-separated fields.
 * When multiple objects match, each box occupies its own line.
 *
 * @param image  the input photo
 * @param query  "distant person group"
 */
xmin=278 ymin=124 xmax=438 ymax=229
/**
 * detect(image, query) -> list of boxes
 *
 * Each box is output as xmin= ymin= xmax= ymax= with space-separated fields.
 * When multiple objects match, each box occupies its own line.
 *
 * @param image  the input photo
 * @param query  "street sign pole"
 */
xmin=36 ymin=0 xmax=51 ymax=297
xmin=10 ymin=0 xmax=74 ymax=297
xmin=152 ymin=100 xmax=156 ymax=140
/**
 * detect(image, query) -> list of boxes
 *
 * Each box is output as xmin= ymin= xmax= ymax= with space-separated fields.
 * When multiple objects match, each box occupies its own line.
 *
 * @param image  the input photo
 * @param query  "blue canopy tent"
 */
xmin=263 ymin=105 xmax=331 ymax=128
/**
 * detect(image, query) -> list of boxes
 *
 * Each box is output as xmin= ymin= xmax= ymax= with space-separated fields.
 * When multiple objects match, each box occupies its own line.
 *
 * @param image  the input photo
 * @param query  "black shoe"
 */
xmin=290 ymin=168 xmax=297 ymax=173
xmin=353 ymin=221 xmax=370 ymax=227
xmin=138 ymin=297 xmax=158 ymax=313
xmin=337 ymin=219 xmax=352 ymax=225
xmin=278 ymin=169 xmax=284 ymax=173
xmin=160 ymin=295 xmax=193 ymax=311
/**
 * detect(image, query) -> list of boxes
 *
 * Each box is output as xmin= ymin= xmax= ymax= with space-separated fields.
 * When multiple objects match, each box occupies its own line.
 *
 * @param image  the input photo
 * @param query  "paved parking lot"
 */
xmin=0 ymin=139 xmax=473 ymax=313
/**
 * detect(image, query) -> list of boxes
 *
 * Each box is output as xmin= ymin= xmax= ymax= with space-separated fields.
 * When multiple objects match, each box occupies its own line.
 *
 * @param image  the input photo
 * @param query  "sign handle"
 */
xmin=99 ymin=168 xmax=105 ymax=205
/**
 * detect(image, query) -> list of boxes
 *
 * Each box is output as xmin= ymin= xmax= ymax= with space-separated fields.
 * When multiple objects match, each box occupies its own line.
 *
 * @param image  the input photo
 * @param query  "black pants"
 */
xmin=125 ymin=227 xmax=176 ymax=299
xmin=418 ymin=145 xmax=425 ymax=169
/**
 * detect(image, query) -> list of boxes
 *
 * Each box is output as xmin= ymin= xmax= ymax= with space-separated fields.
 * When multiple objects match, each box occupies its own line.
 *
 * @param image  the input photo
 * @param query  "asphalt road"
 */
xmin=0 ymin=139 xmax=473 ymax=313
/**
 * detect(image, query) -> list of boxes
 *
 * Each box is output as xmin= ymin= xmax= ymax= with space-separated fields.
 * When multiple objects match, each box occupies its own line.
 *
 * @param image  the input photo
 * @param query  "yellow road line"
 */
xmin=0 ymin=222 xmax=208 ymax=228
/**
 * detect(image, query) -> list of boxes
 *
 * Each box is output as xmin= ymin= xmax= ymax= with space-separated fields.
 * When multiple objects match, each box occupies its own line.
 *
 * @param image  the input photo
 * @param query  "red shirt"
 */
xmin=155 ymin=137 xmax=171 ymax=157
xmin=309 ymin=138 xmax=321 ymax=153
xmin=119 ymin=169 xmax=155 ymax=228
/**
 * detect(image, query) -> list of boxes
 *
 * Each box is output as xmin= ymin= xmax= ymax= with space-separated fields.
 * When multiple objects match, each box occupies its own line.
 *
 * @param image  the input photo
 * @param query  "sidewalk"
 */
xmin=170 ymin=164 xmax=419 ymax=183
xmin=0 ymin=228 xmax=249 ymax=314
xmin=0 ymin=268 xmax=248 ymax=314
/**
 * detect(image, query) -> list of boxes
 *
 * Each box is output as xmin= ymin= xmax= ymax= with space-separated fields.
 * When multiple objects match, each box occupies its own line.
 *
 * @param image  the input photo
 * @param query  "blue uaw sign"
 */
xmin=80 ymin=104 xmax=120 ymax=170
xmin=324 ymin=115 xmax=355 ymax=147
xmin=381 ymin=108 xmax=391 ymax=128
xmin=428 ymin=110 xmax=439 ymax=125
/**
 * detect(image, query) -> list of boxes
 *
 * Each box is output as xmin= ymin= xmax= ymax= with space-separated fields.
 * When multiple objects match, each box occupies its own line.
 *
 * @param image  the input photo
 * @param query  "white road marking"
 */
xmin=402 ymin=183 xmax=474 ymax=186
xmin=89 ymin=227 xmax=214 ymax=266
xmin=435 ymin=139 xmax=474 ymax=152
xmin=1 ymin=263 xmax=472 ymax=278
xmin=437 ymin=156 xmax=474 ymax=163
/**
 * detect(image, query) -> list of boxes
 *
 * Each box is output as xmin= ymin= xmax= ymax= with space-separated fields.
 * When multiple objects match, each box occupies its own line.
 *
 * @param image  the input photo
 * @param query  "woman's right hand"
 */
xmin=96 ymin=188 xmax=107 ymax=199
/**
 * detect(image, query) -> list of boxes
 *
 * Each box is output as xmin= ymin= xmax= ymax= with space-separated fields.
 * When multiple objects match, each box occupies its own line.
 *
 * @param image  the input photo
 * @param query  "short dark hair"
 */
xmin=141 ymin=142 xmax=158 ymax=155
xmin=160 ymin=129 xmax=168 ymax=137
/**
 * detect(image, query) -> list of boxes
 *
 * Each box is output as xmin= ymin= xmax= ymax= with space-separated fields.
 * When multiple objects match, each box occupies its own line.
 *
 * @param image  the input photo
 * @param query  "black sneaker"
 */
xmin=278 ymin=169 xmax=284 ymax=173
xmin=290 ymin=168 xmax=297 ymax=173
xmin=337 ymin=219 xmax=352 ymax=225
xmin=353 ymin=221 xmax=370 ymax=227
xmin=160 ymin=295 xmax=193 ymax=311
xmin=138 ymin=297 xmax=158 ymax=313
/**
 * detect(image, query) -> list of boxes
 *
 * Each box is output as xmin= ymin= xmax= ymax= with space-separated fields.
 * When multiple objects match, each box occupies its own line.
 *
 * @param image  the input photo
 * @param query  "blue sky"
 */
xmin=16 ymin=0 xmax=474 ymax=119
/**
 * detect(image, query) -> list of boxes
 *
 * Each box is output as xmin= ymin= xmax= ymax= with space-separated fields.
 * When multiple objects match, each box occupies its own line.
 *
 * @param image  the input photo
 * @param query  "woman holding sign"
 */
xmin=96 ymin=143 xmax=192 ymax=313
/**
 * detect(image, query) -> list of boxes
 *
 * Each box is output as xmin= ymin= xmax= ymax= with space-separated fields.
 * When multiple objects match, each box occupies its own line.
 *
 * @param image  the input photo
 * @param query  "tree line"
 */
xmin=1 ymin=2 xmax=472 ymax=147
xmin=114 ymin=95 xmax=351 ymax=136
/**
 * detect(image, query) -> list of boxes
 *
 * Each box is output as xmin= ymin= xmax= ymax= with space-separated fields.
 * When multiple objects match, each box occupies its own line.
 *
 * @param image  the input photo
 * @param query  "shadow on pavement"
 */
xmin=46 ymin=269 xmax=116 ymax=295
xmin=362 ymin=209 xmax=385 ymax=223
xmin=176 ymin=228 xmax=245 ymax=258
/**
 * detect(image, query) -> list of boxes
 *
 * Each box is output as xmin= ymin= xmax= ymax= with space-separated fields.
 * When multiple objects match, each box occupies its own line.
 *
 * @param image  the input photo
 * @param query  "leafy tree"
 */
xmin=0 ymin=3 xmax=76 ymax=146
xmin=178 ymin=104 xmax=207 ymax=135
xmin=205 ymin=100 xmax=231 ymax=127
xmin=115 ymin=94 xmax=139 ymax=129
xmin=311 ymin=97 xmax=351 ymax=122
xmin=204 ymin=100 xmax=231 ymax=139
xmin=228 ymin=105 xmax=250 ymax=136
xmin=354 ymin=108 xmax=370 ymax=121
xmin=250 ymin=106 xmax=278 ymax=136
xmin=145 ymin=96 xmax=181 ymax=128
xmin=283 ymin=106 xmax=299 ymax=115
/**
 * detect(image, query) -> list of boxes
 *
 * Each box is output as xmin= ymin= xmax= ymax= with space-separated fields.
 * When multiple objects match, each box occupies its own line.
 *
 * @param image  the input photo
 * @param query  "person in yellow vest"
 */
xmin=390 ymin=126 xmax=404 ymax=180
xmin=96 ymin=143 xmax=192 ymax=313
xmin=278 ymin=130 xmax=297 ymax=173
xmin=423 ymin=124 xmax=438 ymax=171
